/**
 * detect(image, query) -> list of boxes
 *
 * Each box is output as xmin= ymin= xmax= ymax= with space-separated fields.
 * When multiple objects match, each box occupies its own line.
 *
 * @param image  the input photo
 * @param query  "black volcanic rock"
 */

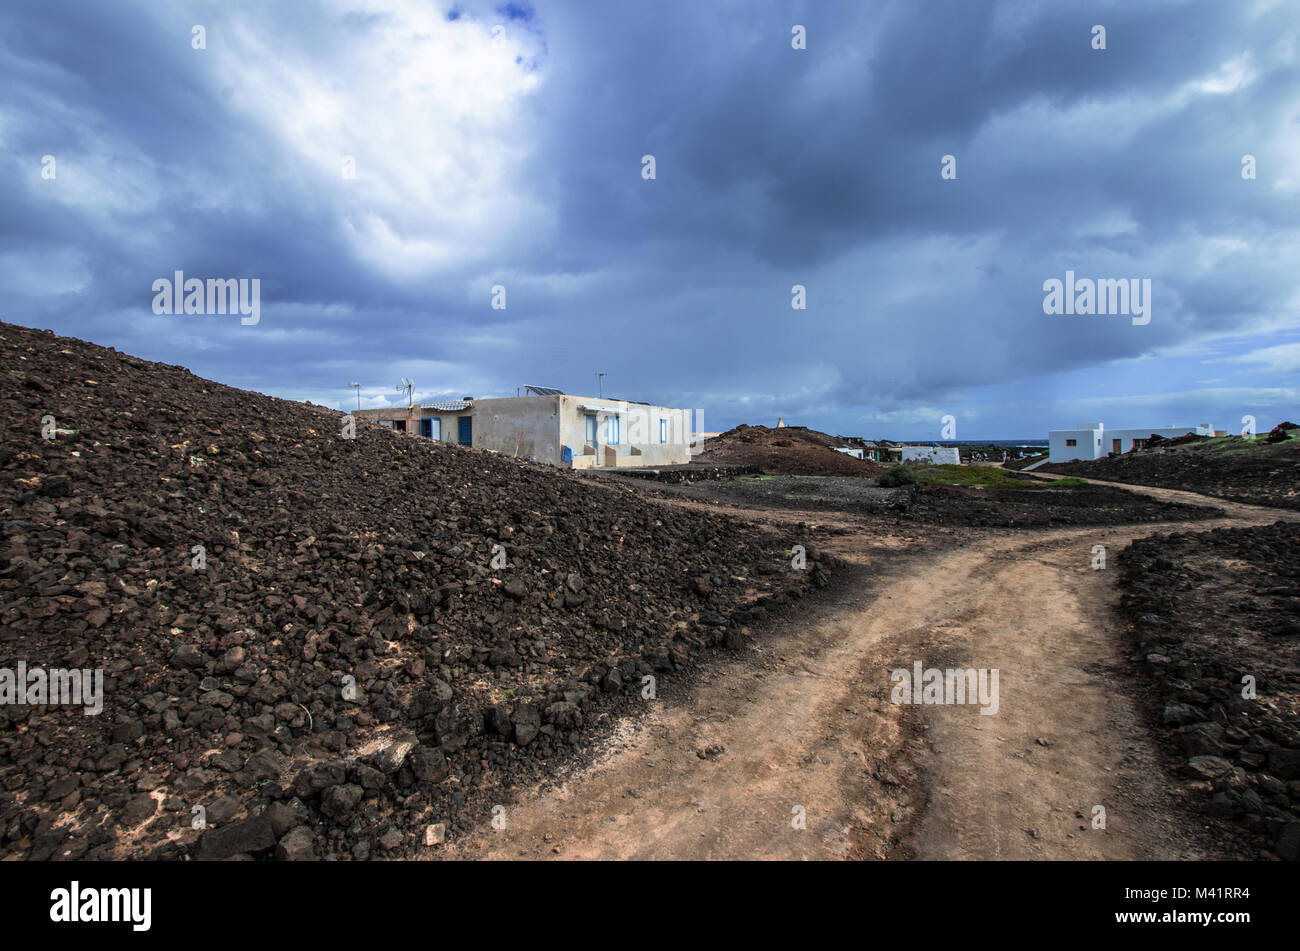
xmin=0 ymin=320 xmax=824 ymax=860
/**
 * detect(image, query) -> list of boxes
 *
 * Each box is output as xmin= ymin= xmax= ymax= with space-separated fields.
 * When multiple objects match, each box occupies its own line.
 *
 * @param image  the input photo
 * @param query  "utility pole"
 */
xmin=346 ymin=381 xmax=360 ymax=411
xmin=597 ymin=372 xmax=606 ymax=399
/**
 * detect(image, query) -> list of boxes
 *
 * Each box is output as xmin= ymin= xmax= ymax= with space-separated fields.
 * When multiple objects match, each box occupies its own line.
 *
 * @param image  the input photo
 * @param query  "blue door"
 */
xmin=457 ymin=417 xmax=472 ymax=446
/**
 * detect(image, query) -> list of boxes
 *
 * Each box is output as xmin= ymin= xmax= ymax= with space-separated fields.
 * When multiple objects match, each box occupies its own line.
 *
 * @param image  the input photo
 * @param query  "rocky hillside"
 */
xmin=0 ymin=321 xmax=831 ymax=860
xmin=696 ymin=424 xmax=883 ymax=477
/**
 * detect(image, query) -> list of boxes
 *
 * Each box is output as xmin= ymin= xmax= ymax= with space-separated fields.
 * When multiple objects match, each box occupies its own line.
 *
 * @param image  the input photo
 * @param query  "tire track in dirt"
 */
xmin=451 ymin=486 xmax=1297 ymax=860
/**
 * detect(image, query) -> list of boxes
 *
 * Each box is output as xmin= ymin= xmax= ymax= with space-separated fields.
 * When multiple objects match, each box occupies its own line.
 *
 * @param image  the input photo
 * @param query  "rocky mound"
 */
xmin=1041 ymin=433 xmax=1300 ymax=510
xmin=1266 ymin=421 xmax=1299 ymax=444
xmin=696 ymin=424 xmax=883 ymax=477
xmin=1119 ymin=521 xmax=1300 ymax=860
xmin=879 ymin=483 xmax=1220 ymax=527
xmin=0 ymin=321 xmax=831 ymax=860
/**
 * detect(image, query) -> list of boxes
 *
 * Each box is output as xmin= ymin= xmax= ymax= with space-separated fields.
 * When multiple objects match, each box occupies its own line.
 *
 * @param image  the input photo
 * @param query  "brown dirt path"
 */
xmin=450 ymin=484 xmax=1297 ymax=861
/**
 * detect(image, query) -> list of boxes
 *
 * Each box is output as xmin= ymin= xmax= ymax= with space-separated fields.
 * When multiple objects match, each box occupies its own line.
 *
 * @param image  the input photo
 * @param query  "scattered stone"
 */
xmin=275 ymin=826 xmax=317 ymax=862
xmin=118 ymin=795 xmax=158 ymax=828
xmin=409 ymin=747 xmax=449 ymax=784
xmin=206 ymin=795 xmax=242 ymax=826
xmin=512 ymin=705 xmax=542 ymax=746
xmin=264 ymin=801 xmax=302 ymax=839
xmin=199 ymin=815 xmax=276 ymax=861
xmin=1184 ymin=756 xmax=1234 ymax=780
xmin=320 ymin=784 xmax=363 ymax=821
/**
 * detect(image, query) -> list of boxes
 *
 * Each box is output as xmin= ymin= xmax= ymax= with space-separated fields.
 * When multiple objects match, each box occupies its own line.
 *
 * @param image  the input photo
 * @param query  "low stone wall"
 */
xmin=608 ymin=463 xmax=762 ymax=484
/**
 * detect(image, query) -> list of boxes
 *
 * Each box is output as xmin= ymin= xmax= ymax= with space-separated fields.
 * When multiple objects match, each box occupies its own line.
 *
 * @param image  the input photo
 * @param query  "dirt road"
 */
xmin=453 ymin=483 xmax=1297 ymax=860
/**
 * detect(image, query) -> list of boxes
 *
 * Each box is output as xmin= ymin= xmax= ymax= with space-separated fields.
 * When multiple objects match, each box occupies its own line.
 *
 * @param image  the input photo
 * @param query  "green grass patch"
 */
xmin=908 ymin=465 xmax=1085 ymax=490
xmin=912 ymin=465 xmax=1027 ymax=488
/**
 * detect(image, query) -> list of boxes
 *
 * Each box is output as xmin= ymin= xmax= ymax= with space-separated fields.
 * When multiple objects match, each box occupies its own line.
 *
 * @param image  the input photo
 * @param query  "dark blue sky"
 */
xmin=3 ymin=0 xmax=1297 ymax=438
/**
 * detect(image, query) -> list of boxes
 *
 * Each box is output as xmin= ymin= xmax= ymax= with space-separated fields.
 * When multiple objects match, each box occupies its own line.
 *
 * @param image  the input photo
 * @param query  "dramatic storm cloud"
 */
xmin=2 ymin=0 xmax=1298 ymax=437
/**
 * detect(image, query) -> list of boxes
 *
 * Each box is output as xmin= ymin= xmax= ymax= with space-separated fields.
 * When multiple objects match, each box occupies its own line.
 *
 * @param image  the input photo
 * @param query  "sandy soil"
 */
xmin=449 ymin=481 xmax=1298 ymax=861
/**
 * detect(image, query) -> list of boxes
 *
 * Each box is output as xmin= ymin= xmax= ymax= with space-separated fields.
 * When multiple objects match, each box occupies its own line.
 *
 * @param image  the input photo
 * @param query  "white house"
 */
xmin=901 ymin=446 xmax=961 ymax=465
xmin=354 ymin=391 xmax=693 ymax=468
xmin=1048 ymin=422 xmax=1214 ymax=462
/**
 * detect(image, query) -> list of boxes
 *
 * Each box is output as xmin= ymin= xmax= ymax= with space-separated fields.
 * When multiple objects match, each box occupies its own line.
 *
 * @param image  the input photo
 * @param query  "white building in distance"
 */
xmin=902 ymin=446 xmax=962 ymax=465
xmin=1049 ymin=422 xmax=1214 ymax=462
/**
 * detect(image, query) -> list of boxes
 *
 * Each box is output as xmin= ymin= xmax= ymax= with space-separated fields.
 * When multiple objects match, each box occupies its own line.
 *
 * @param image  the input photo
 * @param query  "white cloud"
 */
xmin=1189 ymin=51 xmax=1259 ymax=96
xmin=1226 ymin=341 xmax=1300 ymax=374
xmin=214 ymin=1 xmax=551 ymax=279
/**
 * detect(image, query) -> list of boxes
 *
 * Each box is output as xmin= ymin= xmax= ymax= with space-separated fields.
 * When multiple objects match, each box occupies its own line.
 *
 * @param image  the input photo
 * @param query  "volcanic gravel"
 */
xmin=639 ymin=474 xmax=1221 ymax=527
xmin=1119 ymin=521 xmax=1300 ymax=859
xmin=695 ymin=424 xmax=884 ymax=477
xmin=0 ymin=321 xmax=833 ymax=860
xmin=892 ymin=483 xmax=1222 ymax=527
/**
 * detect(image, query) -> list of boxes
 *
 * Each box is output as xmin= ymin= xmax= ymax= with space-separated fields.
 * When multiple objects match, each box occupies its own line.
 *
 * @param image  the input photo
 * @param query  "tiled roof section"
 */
xmin=420 ymin=400 xmax=473 ymax=411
